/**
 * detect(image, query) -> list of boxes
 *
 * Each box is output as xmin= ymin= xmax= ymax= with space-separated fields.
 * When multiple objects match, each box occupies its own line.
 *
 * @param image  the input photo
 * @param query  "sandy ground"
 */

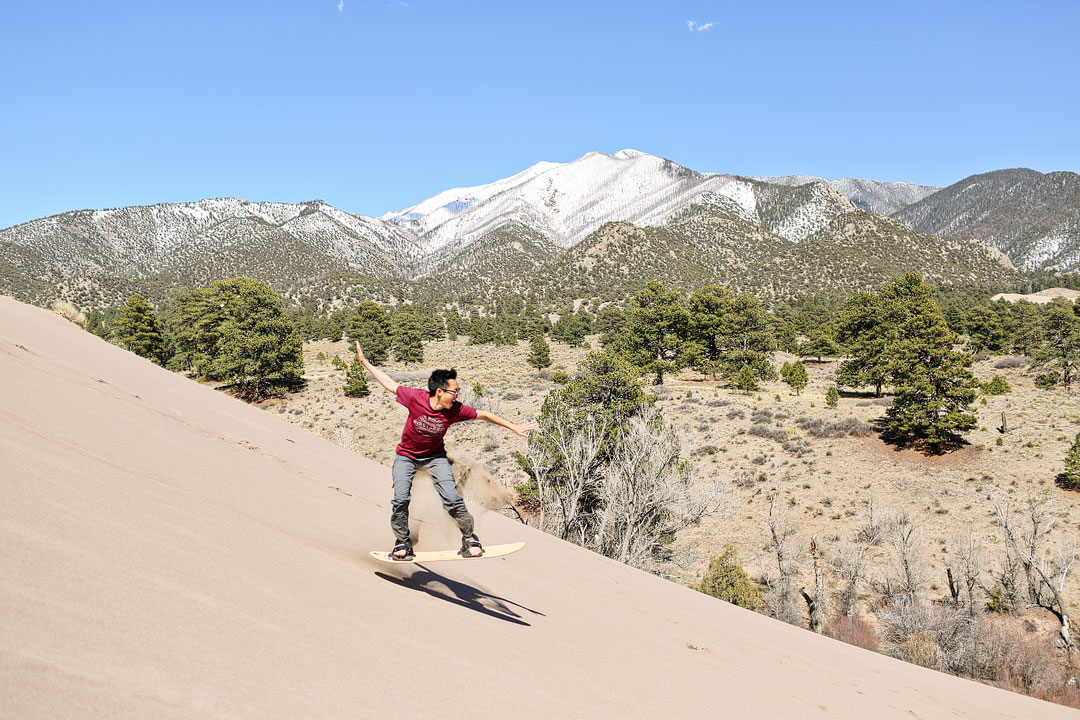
xmin=3 ymin=295 xmax=1075 ymax=718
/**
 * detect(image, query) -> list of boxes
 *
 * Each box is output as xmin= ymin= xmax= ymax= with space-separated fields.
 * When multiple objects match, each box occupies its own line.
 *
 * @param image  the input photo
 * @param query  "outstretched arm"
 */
xmin=475 ymin=410 xmax=539 ymax=437
xmin=354 ymin=341 xmax=399 ymax=395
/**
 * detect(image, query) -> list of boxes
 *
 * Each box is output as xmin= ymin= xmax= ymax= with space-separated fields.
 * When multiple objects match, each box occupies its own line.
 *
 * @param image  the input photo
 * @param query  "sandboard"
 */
xmin=370 ymin=541 xmax=525 ymax=564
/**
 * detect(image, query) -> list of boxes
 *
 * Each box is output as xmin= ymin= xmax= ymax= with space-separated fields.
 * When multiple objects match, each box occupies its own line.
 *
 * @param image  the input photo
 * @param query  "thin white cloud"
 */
xmin=687 ymin=20 xmax=714 ymax=33
xmin=337 ymin=0 xmax=344 ymax=12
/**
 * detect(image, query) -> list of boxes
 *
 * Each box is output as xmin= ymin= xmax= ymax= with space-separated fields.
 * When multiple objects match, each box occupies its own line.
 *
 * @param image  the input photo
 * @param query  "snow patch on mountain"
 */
xmin=383 ymin=150 xmax=758 ymax=254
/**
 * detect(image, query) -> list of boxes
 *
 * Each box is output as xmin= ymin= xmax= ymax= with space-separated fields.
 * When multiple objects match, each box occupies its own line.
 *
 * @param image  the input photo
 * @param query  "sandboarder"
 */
xmin=354 ymin=341 xmax=538 ymax=560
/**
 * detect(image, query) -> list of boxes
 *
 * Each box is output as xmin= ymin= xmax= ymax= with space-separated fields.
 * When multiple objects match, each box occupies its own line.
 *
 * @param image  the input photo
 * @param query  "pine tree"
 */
xmin=785 ymin=361 xmax=808 ymax=395
xmin=111 ymin=294 xmax=168 ymax=366
xmin=391 ymin=307 xmax=425 ymax=364
xmin=348 ymin=302 xmax=392 ymax=364
xmin=1064 ymin=432 xmax=1080 ymax=489
xmin=835 ymin=291 xmax=891 ymax=396
xmin=166 ymin=277 xmax=303 ymax=401
xmin=883 ymin=274 xmax=978 ymax=447
xmin=686 ymin=284 xmax=735 ymax=379
xmin=619 ymin=280 xmax=688 ymax=385
xmin=1010 ymin=300 xmax=1043 ymax=355
xmin=798 ymin=328 xmax=842 ymax=362
xmin=344 ymin=356 xmax=371 ymax=397
xmin=731 ymin=365 xmax=759 ymax=394
xmin=825 ymin=385 xmax=839 ymax=408
xmin=528 ymin=334 xmax=552 ymax=371
xmin=965 ymin=305 xmax=1007 ymax=354
xmin=1032 ymin=297 xmax=1080 ymax=390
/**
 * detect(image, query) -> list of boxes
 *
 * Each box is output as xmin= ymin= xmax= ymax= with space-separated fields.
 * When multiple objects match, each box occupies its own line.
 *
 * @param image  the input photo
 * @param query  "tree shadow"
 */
xmin=871 ymin=416 xmax=970 ymax=456
xmin=374 ymin=567 xmax=545 ymax=626
xmin=1054 ymin=473 xmax=1080 ymax=492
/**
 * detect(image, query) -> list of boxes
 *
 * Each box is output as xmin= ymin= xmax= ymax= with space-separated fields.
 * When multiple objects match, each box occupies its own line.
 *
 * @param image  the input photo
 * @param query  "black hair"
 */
xmin=428 ymin=368 xmax=457 ymax=396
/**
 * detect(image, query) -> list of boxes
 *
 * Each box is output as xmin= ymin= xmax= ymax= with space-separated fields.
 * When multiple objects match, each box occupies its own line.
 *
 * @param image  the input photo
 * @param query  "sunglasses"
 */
xmin=441 ymin=387 xmax=459 ymax=396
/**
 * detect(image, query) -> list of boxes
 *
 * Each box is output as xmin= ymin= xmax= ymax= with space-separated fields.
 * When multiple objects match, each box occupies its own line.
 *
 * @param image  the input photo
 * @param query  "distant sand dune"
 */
xmin=0 ymin=296 xmax=1071 ymax=719
xmin=991 ymin=287 xmax=1080 ymax=304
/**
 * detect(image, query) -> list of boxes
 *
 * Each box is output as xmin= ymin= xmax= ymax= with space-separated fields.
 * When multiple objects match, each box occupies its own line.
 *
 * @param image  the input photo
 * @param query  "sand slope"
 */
xmin=0 ymin=296 xmax=1073 ymax=719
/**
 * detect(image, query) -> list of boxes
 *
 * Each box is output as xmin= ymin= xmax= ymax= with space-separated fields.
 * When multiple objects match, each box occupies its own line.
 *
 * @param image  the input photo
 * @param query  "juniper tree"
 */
xmin=111 ymin=294 xmax=168 ymax=366
xmin=698 ymin=545 xmax=762 ymax=610
xmin=686 ymin=284 xmax=735 ymax=379
xmin=825 ymin=385 xmax=839 ymax=408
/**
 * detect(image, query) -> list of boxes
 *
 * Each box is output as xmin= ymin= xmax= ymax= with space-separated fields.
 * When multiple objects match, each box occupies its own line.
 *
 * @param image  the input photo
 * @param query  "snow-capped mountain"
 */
xmin=754 ymin=175 xmax=939 ymax=216
xmin=0 ymin=198 xmax=421 ymax=284
xmin=383 ymin=150 xmax=762 ymax=254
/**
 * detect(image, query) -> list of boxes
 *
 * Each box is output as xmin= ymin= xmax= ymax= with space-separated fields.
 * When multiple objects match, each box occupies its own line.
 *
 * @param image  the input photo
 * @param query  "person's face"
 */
xmin=435 ymin=380 xmax=460 ymax=410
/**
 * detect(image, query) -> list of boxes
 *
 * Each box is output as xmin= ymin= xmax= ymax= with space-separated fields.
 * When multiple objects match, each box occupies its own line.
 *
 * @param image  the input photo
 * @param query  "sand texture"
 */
xmin=1 ymin=296 xmax=1073 ymax=719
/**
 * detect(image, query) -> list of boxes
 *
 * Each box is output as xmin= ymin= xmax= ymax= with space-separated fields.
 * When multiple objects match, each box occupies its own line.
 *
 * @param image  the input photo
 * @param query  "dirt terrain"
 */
xmin=267 ymin=336 xmax=1080 ymax=624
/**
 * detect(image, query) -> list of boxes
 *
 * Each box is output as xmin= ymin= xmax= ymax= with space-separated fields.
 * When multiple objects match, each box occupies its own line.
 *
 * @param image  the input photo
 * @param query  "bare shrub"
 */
xmin=795 ymin=416 xmax=872 ymax=438
xmin=950 ymin=530 xmax=985 ymax=616
xmin=762 ymin=493 xmax=802 ymax=625
xmin=727 ymin=407 xmax=745 ymax=419
xmin=706 ymin=398 xmax=731 ymax=408
xmin=877 ymin=601 xmax=975 ymax=673
xmin=969 ymin=615 xmax=1073 ymax=701
xmin=748 ymin=423 xmax=811 ymax=457
xmin=881 ymin=512 xmax=925 ymax=605
xmin=824 ymin=616 xmax=880 ymax=652
xmin=524 ymin=404 xmax=606 ymax=542
xmin=50 ymin=299 xmax=86 ymax=328
xmin=994 ymin=356 xmax=1031 ymax=369
xmin=595 ymin=405 xmax=731 ymax=569
xmin=751 ymin=408 xmax=773 ymax=424
xmin=833 ymin=500 xmax=890 ymax=616
xmin=502 ymin=391 xmax=523 ymax=401
xmin=993 ymin=492 xmax=1078 ymax=648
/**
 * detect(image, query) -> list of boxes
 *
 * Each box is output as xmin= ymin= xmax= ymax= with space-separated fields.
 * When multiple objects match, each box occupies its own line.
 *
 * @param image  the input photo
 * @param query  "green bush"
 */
xmin=697 ymin=546 xmax=762 ymax=611
xmin=825 ymin=385 xmax=840 ymax=408
xmin=1035 ymin=372 xmax=1059 ymax=390
xmin=981 ymin=375 xmax=1011 ymax=395
xmin=552 ymin=370 xmax=570 ymax=384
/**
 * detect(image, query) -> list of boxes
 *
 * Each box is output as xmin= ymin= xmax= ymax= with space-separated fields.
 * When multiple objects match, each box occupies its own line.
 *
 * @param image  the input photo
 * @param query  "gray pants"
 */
xmin=391 ymin=453 xmax=474 ymax=542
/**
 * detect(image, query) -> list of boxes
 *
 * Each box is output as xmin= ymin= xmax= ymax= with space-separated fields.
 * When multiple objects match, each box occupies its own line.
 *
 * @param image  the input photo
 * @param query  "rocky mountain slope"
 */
xmin=892 ymin=168 xmax=1080 ymax=271
xmin=0 ymin=152 xmax=1027 ymax=309
xmin=755 ymin=175 xmax=939 ymax=215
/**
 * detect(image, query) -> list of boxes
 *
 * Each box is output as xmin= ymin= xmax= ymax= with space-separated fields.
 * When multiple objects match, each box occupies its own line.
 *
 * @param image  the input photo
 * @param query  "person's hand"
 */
xmin=513 ymin=421 xmax=539 ymax=437
xmin=354 ymin=341 xmax=367 ymax=363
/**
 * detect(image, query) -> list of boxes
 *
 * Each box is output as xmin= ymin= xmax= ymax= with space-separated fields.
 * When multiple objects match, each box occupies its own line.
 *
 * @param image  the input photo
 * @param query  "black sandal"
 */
xmin=391 ymin=539 xmax=414 ymax=561
xmin=459 ymin=534 xmax=484 ymax=558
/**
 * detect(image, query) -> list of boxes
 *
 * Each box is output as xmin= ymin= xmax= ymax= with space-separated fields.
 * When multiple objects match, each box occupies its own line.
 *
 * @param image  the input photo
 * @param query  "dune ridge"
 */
xmin=0 ymin=296 xmax=1072 ymax=719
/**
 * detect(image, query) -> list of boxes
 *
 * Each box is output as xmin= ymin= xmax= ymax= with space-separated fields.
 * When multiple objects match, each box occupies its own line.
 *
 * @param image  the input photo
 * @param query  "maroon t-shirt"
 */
xmin=394 ymin=386 xmax=478 ymax=459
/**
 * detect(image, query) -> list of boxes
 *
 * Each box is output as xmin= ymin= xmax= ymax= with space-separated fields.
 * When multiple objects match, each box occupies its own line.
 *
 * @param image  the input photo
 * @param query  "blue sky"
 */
xmin=2 ymin=1 xmax=1077 ymax=229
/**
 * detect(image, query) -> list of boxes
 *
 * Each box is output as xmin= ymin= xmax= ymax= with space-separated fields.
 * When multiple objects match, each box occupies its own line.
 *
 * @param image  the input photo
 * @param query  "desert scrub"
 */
xmin=993 ymin=356 xmax=1031 ymax=369
xmin=697 ymin=546 xmax=762 ymax=610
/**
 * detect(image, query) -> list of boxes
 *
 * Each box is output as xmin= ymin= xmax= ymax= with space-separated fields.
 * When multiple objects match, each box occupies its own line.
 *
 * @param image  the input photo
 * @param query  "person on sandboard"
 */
xmin=354 ymin=341 xmax=538 ymax=560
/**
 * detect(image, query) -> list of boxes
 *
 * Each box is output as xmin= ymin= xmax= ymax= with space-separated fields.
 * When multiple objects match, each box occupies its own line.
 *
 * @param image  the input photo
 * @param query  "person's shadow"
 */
xmin=374 ymin=566 xmax=545 ymax=626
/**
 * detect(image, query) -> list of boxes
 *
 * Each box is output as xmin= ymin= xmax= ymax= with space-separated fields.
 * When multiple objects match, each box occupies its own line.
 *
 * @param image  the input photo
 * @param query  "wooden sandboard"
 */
xmin=370 ymin=541 xmax=525 ymax=564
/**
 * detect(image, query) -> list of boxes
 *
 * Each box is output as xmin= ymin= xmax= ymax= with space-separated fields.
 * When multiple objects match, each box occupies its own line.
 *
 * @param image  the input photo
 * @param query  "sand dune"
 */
xmin=1 ymin=296 xmax=1072 ymax=719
